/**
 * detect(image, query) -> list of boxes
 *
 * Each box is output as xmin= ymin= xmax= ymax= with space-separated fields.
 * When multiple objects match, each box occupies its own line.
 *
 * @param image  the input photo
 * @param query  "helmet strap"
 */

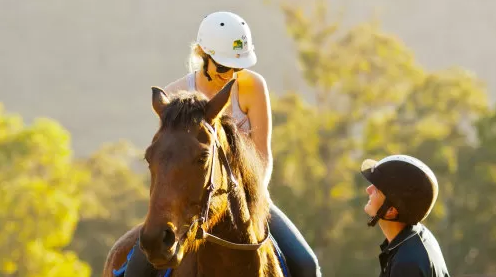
xmin=202 ymin=56 xmax=212 ymax=82
xmin=367 ymin=198 xmax=398 ymax=227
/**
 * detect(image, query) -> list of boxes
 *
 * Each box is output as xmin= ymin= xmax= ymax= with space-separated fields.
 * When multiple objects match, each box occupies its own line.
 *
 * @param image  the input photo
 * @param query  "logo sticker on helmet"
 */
xmin=242 ymin=35 xmax=248 ymax=48
xmin=233 ymin=40 xmax=243 ymax=50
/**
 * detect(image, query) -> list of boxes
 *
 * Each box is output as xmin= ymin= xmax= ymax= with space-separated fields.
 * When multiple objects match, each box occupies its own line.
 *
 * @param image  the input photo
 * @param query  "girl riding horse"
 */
xmin=103 ymin=11 xmax=320 ymax=277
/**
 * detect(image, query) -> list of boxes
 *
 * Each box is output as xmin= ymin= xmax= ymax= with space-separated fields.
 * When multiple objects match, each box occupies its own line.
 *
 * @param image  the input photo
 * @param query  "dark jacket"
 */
xmin=378 ymin=223 xmax=450 ymax=277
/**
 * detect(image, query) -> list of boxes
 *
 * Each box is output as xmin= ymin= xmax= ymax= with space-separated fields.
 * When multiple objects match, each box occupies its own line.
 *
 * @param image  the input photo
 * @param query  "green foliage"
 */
xmin=0 ymin=105 xmax=91 ymax=277
xmin=447 ymin=110 xmax=496 ymax=274
xmin=67 ymin=140 xmax=148 ymax=276
xmin=0 ymin=105 xmax=148 ymax=277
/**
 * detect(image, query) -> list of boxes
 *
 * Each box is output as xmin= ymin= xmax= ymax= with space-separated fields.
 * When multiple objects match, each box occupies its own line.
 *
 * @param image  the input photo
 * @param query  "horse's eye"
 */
xmin=197 ymin=152 xmax=210 ymax=164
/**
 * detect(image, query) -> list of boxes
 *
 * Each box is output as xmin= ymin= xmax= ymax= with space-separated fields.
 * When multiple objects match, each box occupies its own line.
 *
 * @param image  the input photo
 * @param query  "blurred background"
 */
xmin=1 ymin=0 xmax=496 ymax=276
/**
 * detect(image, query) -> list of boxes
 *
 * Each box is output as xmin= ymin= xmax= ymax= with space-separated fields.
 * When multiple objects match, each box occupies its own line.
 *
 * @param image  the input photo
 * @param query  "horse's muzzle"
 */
xmin=139 ymin=223 xmax=184 ymax=268
xmin=145 ymin=248 xmax=182 ymax=269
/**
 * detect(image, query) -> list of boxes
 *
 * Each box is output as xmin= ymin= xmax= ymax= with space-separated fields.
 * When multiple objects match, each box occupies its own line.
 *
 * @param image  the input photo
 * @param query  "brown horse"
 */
xmin=103 ymin=79 xmax=285 ymax=277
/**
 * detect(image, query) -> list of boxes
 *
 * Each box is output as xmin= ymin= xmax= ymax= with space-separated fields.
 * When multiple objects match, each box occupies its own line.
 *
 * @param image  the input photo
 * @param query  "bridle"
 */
xmin=182 ymin=120 xmax=270 ymax=251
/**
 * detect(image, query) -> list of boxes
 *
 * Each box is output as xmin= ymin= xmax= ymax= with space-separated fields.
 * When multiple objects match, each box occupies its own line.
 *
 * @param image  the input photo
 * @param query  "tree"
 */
xmin=0 ymin=104 xmax=91 ymax=277
xmin=447 ymin=110 xmax=496 ymax=274
xmin=68 ymin=140 xmax=149 ymax=276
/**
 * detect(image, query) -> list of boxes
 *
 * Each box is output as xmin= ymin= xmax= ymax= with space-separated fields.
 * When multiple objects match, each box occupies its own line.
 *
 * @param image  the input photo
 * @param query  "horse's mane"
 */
xmin=158 ymin=90 xmax=270 ymax=228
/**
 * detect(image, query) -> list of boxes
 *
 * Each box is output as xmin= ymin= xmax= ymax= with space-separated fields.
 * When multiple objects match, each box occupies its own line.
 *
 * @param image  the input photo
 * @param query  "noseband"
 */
xmin=184 ymin=120 xmax=270 ymax=251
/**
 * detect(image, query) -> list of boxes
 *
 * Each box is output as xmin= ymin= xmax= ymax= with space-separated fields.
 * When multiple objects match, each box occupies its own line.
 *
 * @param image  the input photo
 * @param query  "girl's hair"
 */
xmin=187 ymin=43 xmax=208 ymax=73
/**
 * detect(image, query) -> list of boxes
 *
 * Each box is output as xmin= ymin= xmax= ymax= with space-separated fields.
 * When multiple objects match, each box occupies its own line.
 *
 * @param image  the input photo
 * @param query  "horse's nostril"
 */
xmin=162 ymin=228 xmax=176 ymax=249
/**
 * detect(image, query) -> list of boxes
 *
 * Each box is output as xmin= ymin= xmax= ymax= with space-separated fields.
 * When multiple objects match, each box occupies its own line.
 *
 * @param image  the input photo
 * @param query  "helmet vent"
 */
xmin=241 ymin=22 xmax=245 ymax=25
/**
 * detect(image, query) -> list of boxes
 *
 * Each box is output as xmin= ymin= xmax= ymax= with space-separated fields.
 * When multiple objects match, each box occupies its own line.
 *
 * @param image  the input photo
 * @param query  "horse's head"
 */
xmin=139 ymin=80 xmax=246 ymax=268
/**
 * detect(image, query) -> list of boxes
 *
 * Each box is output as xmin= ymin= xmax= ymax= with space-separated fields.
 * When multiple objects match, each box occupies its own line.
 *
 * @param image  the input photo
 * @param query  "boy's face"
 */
xmin=364 ymin=184 xmax=386 ymax=217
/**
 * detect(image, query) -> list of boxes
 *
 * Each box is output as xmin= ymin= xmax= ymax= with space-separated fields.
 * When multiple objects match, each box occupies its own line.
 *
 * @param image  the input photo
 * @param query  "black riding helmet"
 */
xmin=360 ymin=155 xmax=439 ymax=227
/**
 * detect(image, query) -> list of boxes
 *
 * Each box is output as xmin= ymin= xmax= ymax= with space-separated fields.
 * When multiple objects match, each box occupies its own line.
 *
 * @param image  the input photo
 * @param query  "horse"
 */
xmin=103 ymin=79 xmax=286 ymax=277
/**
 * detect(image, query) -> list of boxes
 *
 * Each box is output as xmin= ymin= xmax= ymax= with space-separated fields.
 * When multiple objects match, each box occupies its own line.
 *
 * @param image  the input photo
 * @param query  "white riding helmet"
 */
xmin=196 ymin=11 xmax=257 ymax=69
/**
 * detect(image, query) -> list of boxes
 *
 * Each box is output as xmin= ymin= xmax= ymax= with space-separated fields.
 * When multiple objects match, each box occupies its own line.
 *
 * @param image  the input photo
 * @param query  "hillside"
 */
xmin=1 ymin=0 xmax=494 ymax=155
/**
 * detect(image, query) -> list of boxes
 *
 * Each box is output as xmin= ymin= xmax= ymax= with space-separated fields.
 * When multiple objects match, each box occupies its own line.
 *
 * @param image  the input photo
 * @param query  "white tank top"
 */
xmin=186 ymin=72 xmax=251 ymax=134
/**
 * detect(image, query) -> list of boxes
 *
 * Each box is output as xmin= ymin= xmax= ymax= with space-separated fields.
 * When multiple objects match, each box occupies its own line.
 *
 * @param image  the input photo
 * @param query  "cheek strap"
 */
xmin=367 ymin=198 xmax=398 ymax=227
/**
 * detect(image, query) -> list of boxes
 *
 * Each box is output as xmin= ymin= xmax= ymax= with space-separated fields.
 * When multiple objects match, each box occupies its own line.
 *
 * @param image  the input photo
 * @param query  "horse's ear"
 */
xmin=205 ymin=79 xmax=236 ymax=123
xmin=151 ymin=86 xmax=170 ymax=117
